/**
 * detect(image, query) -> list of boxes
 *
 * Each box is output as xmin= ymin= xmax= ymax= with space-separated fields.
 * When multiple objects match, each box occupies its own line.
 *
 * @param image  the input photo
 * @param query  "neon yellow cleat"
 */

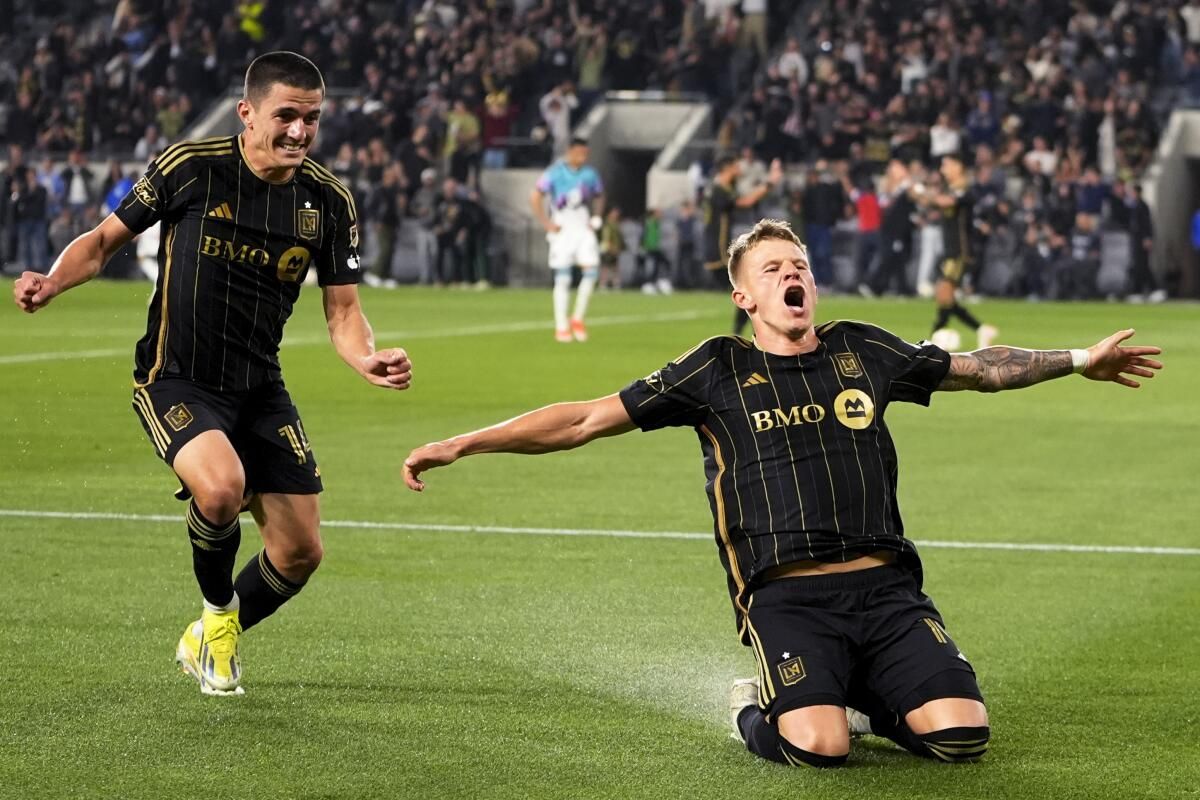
xmin=175 ymin=608 xmax=244 ymax=696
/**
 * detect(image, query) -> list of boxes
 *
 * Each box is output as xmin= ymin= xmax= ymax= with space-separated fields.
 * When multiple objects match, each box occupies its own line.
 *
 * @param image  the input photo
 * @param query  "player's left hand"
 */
xmin=361 ymin=348 xmax=412 ymax=390
xmin=1083 ymin=329 xmax=1162 ymax=388
xmin=402 ymin=441 xmax=459 ymax=491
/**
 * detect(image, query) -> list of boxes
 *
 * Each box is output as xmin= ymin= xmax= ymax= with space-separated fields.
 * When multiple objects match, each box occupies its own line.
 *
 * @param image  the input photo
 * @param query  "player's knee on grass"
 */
xmin=778 ymin=736 xmax=849 ymax=768
xmin=777 ymin=707 xmax=850 ymax=766
xmin=918 ymin=726 xmax=990 ymax=762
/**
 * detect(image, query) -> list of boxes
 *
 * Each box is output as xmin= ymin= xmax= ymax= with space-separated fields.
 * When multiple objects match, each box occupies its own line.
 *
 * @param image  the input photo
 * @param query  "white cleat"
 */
xmin=729 ymin=677 xmax=761 ymax=743
xmin=976 ymin=323 xmax=999 ymax=349
xmin=846 ymin=707 xmax=872 ymax=738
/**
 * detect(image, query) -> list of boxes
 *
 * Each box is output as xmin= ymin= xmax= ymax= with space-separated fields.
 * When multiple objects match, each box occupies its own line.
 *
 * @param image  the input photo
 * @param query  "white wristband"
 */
xmin=1070 ymin=348 xmax=1089 ymax=374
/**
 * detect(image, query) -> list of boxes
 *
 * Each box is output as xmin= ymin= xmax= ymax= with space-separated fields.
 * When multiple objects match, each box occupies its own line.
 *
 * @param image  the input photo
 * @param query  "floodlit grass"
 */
xmin=1 ymin=281 xmax=1197 ymax=799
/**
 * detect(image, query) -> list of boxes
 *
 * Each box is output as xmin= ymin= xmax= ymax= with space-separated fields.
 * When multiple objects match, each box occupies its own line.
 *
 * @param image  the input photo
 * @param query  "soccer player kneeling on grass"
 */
xmin=403 ymin=219 xmax=1162 ymax=766
xmin=12 ymin=52 xmax=413 ymax=696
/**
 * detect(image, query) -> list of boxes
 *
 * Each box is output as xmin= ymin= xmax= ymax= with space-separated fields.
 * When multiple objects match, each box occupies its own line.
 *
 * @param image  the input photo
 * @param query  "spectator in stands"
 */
xmin=964 ymin=92 xmax=1000 ymax=149
xmin=410 ymin=168 xmax=440 ymax=286
xmin=801 ymin=160 xmax=846 ymax=290
xmin=47 ymin=206 xmax=77 ymax=262
xmin=776 ymin=37 xmax=808 ymax=86
xmin=34 ymin=157 xmax=65 ymax=219
xmin=398 ymin=126 xmax=436 ymax=202
xmin=364 ymin=164 xmax=403 ymax=288
xmin=734 ymin=146 xmax=769 ymax=225
xmin=134 ymin=125 xmax=168 ymax=163
xmin=460 ymin=188 xmax=493 ymax=288
xmin=860 ymin=159 xmax=916 ymax=297
xmin=443 ymin=97 xmax=481 ymax=186
xmin=929 ymin=113 xmax=962 ymax=162
xmin=58 ymin=149 xmax=96 ymax=224
xmin=1023 ymin=136 xmax=1058 ymax=182
xmin=1183 ymin=0 xmax=1200 ymax=46
xmin=842 ymin=171 xmax=881 ymax=294
xmin=739 ymin=0 xmax=769 ymax=61
xmin=1050 ymin=213 xmax=1101 ymax=300
xmin=1009 ymin=189 xmax=1049 ymax=300
xmin=101 ymin=163 xmax=134 ymax=216
xmin=1075 ymin=167 xmax=1108 ymax=226
xmin=433 ymin=177 xmax=468 ymax=286
xmin=0 ymin=146 xmax=28 ymax=269
xmin=575 ymin=28 xmax=608 ymax=112
xmin=913 ymin=166 xmax=944 ymax=298
xmin=637 ymin=208 xmax=671 ymax=294
xmin=1125 ymin=183 xmax=1166 ymax=302
xmin=540 ymin=82 xmax=579 ymax=158
xmin=13 ymin=167 xmax=49 ymax=273
xmin=598 ymin=207 xmax=625 ymax=291
xmin=481 ymin=91 xmax=519 ymax=170
xmin=7 ymin=90 xmax=39 ymax=150
xmin=673 ymin=200 xmax=701 ymax=290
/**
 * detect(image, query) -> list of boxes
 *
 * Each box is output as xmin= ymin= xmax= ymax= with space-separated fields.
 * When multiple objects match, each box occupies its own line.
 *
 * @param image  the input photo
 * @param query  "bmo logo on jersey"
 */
xmin=752 ymin=389 xmax=876 ymax=432
xmin=199 ymin=235 xmax=311 ymax=282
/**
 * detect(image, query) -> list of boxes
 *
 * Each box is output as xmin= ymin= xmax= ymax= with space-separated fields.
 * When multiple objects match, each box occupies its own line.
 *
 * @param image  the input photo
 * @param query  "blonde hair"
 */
xmin=726 ymin=218 xmax=807 ymax=285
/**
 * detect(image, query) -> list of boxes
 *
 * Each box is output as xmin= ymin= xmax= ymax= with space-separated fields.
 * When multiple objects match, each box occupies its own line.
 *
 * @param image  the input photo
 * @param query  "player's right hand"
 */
xmin=545 ymin=222 xmax=562 ymax=234
xmin=12 ymin=272 xmax=60 ymax=313
xmin=402 ymin=442 xmax=460 ymax=492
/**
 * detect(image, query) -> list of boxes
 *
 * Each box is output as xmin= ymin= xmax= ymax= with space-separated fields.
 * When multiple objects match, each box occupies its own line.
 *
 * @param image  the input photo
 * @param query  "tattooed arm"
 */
xmin=937 ymin=329 xmax=1163 ymax=393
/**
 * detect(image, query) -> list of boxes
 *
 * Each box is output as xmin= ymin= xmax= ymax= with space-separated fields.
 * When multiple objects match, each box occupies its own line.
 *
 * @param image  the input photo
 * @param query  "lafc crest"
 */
xmin=298 ymin=207 xmax=320 ymax=240
xmin=834 ymin=352 xmax=863 ymax=379
xmin=164 ymin=403 xmax=194 ymax=432
xmin=777 ymin=655 xmax=806 ymax=686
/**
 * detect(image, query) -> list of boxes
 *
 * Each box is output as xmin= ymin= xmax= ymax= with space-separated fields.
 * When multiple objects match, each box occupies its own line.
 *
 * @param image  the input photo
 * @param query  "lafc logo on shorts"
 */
xmin=298 ymin=208 xmax=320 ymax=240
xmin=164 ymin=403 xmax=194 ymax=432
xmin=777 ymin=655 xmax=806 ymax=686
xmin=834 ymin=352 xmax=863 ymax=379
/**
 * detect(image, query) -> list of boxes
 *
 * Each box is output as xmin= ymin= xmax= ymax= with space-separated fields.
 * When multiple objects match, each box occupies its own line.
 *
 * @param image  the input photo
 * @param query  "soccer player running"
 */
xmin=402 ymin=218 xmax=1161 ymax=767
xmin=927 ymin=153 xmax=998 ymax=348
xmin=701 ymin=154 xmax=782 ymax=336
xmin=12 ymin=52 xmax=413 ymax=696
xmin=530 ymin=136 xmax=604 ymax=343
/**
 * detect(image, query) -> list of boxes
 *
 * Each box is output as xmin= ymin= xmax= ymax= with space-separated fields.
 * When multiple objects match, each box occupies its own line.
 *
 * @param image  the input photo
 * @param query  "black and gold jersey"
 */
xmin=940 ymin=186 xmax=973 ymax=262
xmin=618 ymin=322 xmax=951 ymax=641
xmin=114 ymin=135 xmax=361 ymax=391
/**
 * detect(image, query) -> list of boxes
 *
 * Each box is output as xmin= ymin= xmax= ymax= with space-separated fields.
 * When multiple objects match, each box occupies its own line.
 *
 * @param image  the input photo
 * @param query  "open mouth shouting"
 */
xmin=783 ymin=284 xmax=806 ymax=313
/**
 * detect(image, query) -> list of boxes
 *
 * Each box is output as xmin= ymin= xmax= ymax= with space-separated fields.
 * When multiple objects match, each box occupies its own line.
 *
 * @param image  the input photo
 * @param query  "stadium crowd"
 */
xmin=0 ymin=0 xmax=1190 ymax=298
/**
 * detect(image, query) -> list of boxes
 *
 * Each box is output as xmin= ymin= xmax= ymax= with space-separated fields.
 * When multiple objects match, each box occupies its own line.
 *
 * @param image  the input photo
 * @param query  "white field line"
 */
xmin=0 ymin=309 xmax=717 ymax=365
xmin=1 ymin=508 xmax=1197 ymax=556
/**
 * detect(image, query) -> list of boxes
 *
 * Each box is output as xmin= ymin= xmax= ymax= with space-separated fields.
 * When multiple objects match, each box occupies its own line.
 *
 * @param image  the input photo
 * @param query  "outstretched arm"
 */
xmin=322 ymin=283 xmax=412 ymax=390
xmin=403 ymin=393 xmax=636 ymax=491
xmin=937 ymin=329 xmax=1162 ymax=393
xmin=12 ymin=213 xmax=135 ymax=312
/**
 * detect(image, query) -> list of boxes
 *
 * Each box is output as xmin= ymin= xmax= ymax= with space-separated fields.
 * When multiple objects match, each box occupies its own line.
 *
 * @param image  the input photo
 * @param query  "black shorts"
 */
xmin=131 ymin=378 xmax=323 ymax=496
xmin=938 ymin=257 xmax=967 ymax=285
xmin=743 ymin=564 xmax=981 ymax=721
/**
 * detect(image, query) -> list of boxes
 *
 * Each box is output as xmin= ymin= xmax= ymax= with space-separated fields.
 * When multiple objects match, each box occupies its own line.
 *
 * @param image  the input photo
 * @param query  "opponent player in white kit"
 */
xmin=530 ymin=136 xmax=605 ymax=342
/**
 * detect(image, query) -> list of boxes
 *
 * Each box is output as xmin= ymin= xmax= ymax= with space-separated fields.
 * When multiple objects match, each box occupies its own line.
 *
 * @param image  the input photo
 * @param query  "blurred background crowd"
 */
xmin=0 ymin=0 xmax=1190 ymax=300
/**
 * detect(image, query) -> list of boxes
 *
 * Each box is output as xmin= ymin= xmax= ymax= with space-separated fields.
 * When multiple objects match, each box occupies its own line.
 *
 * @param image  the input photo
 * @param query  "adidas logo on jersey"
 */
xmin=741 ymin=372 xmax=769 ymax=388
xmin=207 ymin=202 xmax=233 ymax=220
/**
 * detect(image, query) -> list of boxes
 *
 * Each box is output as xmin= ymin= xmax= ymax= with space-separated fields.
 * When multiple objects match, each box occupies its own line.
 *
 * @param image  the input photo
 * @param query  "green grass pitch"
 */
xmin=1 ymin=280 xmax=1197 ymax=799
